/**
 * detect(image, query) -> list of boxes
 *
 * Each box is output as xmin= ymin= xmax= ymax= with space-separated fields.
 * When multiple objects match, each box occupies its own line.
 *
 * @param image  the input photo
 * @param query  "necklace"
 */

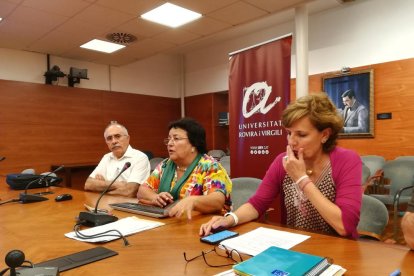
xmin=306 ymin=169 xmax=313 ymax=176
xmin=176 ymin=166 xmax=187 ymax=172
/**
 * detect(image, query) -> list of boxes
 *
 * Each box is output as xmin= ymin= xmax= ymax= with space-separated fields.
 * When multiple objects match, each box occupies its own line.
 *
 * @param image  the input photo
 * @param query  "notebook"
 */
xmin=109 ymin=201 xmax=178 ymax=218
xmin=232 ymin=246 xmax=331 ymax=276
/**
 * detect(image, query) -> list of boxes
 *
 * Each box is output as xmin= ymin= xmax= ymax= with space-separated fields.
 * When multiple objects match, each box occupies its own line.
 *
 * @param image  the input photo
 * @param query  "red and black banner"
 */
xmin=229 ymin=35 xmax=292 ymax=178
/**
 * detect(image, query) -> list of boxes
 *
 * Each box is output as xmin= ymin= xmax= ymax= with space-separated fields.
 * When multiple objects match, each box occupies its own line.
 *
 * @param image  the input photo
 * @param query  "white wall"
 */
xmin=0 ymin=48 xmax=181 ymax=97
xmin=1 ymin=0 xmax=414 ymax=98
xmin=184 ymin=0 xmax=414 ymax=96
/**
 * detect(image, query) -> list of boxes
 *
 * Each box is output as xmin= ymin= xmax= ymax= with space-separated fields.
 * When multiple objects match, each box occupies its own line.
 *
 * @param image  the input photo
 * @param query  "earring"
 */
xmin=191 ymin=148 xmax=195 ymax=153
xmin=322 ymin=138 xmax=327 ymax=144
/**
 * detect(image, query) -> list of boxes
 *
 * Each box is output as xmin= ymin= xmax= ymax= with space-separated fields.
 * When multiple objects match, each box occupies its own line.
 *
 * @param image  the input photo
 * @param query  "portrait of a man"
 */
xmin=340 ymin=89 xmax=368 ymax=133
xmin=323 ymin=69 xmax=374 ymax=138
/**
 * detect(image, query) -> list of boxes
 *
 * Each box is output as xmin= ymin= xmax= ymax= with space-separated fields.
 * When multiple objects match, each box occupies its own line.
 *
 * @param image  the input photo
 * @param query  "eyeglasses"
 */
xmin=105 ymin=134 xmax=126 ymax=142
xmin=183 ymin=245 xmax=243 ymax=267
xmin=163 ymin=137 xmax=188 ymax=145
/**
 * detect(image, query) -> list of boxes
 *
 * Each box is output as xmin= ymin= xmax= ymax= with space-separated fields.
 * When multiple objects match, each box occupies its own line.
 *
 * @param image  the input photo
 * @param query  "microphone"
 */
xmin=78 ymin=162 xmax=131 ymax=227
xmin=19 ymin=165 xmax=65 ymax=204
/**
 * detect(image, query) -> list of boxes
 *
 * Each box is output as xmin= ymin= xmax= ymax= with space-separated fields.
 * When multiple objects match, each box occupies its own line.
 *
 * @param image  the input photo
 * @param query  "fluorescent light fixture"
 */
xmin=141 ymin=3 xmax=201 ymax=28
xmin=80 ymin=39 xmax=125 ymax=53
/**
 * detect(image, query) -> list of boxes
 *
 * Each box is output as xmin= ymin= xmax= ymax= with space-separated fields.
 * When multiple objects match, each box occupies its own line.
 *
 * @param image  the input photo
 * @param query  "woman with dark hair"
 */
xmin=200 ymin=93 xmax=362 ymax=238
xmin=137 ymin=117 xmax=232 ymax=219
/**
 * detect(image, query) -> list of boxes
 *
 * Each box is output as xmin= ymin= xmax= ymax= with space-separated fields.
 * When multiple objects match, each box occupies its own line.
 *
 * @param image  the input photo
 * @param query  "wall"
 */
xmin=0 ymin=48 xmax=181 ymax=98
xmin=0 ymin=79 xmax=180 ymax=175
xmin=187 ymin=57 xmax=414 ymax=161
xmin=184 ymin=92 xmax=229 ymax=152
xmin=184 ymin=0 xmax=414 ymax=96
xmin=291 ymin=57 xmax=414 ymax=160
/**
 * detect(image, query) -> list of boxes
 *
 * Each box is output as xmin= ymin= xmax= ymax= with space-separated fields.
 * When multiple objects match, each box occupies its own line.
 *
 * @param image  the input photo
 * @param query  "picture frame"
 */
xmin=322 ymin=69 xmax=374 ymax=138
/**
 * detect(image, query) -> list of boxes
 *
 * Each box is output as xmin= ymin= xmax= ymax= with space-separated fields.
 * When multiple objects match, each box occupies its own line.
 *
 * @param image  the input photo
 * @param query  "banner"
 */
xmin=229 ymin=35 xmax=292 ymax=179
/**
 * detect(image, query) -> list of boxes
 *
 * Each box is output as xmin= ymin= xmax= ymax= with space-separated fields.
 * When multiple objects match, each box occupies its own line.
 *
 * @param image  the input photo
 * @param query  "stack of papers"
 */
xmin=65 ymin=216 xmax=164 ymax=243
xmin=219 ymin=227 xmax=310 ymax=256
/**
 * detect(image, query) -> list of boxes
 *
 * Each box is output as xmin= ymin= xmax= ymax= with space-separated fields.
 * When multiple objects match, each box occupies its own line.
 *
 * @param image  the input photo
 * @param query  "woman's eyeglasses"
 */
xmin=183 ymin=245 xmax=243 ymax=267
xmin=163 ymin=137 xmax=188 ymax=145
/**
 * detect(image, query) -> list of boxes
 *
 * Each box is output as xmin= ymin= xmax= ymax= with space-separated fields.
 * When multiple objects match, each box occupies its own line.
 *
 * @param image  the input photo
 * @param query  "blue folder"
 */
xmin=232 ymin=246 xmax=330 ymax=276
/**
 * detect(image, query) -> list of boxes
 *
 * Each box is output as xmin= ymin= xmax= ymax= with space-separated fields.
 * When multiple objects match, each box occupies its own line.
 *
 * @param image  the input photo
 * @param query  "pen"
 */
xmin=389 ymin=269 xmax=401 ymax=276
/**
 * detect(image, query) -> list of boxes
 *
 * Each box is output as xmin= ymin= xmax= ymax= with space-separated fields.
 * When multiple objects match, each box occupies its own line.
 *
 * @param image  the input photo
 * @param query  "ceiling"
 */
xmin=0 ymin=0 xmax=342 ymax=66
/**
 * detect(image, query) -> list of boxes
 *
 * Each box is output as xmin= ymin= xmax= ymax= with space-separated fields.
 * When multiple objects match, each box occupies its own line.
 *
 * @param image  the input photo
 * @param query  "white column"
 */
xmin=180 ymin=54 xmax=185 ymax=117
xmin=295 ymin=5 xmax=309 ymax=98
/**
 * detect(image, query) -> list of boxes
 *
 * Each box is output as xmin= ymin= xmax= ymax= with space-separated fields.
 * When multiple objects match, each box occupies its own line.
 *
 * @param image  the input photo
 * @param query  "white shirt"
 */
xmin=90 ymin=145 xmax=150 ymax=184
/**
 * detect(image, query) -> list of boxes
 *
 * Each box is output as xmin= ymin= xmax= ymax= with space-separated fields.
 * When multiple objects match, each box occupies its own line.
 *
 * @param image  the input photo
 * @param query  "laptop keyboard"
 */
xmin=111 ymin=202 xmax=167 ymax=215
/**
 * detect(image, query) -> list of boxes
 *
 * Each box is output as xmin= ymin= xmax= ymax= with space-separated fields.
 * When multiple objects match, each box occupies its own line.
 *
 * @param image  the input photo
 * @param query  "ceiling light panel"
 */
xmin=80 ymin=39 xmax=125 ymax=53
xmin=141 ymin=3 xmax=202 ymax=28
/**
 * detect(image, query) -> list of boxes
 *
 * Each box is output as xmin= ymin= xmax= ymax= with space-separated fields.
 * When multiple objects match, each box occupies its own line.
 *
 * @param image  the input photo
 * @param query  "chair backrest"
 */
xmin=208 ymin=149 xmax=227 ymax=160
xmin=143 ymin=151 xmax=154 ymax=160
xmin=149 ymin=157 xmax=164 ymax=172
xmin=220 ymin=155 xmax=230 ymax=162
xmin=357 ymin=194 xmax=389 ymax=240
xmin=231 ymin=177 xmax=261 ymax=210
xmin=394 ymin=156 xmax=414 ymax=161
xmin=383 ymin=159 xmax=414 ymax=196
xmin=220 ymin=158 xmax=231 ymax=177
xmin=362 ymin=163 xmax=371 ymax=185
xmin=361 ymin=155 xmax=386 ymax=176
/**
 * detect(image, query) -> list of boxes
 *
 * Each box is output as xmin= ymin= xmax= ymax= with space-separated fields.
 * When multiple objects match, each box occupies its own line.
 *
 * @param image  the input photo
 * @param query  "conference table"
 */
xmin=0 ymin=179 xmax=413 ymax=275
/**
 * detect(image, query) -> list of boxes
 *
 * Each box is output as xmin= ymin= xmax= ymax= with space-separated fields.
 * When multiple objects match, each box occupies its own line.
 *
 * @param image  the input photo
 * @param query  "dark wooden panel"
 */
xmin=0 ymin=79 xmax=180 ymax=175
xmin=185 ymin=93 xmax=214 ymax=150
xmin=102 ymin=92 xmax=180 ymax=158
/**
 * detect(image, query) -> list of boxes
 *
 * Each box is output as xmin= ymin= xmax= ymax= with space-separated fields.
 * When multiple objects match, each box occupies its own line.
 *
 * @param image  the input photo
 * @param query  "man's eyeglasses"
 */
xmin=163 ymin=137 xmax=188 ymax=145
xmin=183 ymin=245 xmax=244 ymax=267
xmin=105 ymin=134 xmax=126 ymax=142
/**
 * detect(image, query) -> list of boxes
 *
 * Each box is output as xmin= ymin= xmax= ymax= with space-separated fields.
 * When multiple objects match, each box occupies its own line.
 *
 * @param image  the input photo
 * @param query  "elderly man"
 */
xmin=84 ymin=122 xmax=150 ymax=197
xmin=402 ymin=190 xmax=414 ymax=249
xmin=341 ymin=89 xmax=368 ymax=133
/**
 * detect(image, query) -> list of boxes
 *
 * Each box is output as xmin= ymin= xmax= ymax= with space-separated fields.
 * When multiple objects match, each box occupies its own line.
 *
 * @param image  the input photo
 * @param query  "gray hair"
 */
xmin=104 ymin=121 xmax=129 ymax=137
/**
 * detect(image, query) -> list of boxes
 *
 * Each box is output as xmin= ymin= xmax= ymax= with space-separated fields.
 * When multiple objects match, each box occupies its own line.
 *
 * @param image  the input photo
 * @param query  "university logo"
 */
xmin=242 ymin=81 xmax=281 ymax=118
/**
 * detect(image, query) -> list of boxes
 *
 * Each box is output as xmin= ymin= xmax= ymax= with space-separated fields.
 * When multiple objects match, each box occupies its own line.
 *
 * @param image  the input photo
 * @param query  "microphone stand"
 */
xmin=78 ymin=162 xmax=131 ymax=227
xmin=19 ymin=165 xmax=65 ymax=204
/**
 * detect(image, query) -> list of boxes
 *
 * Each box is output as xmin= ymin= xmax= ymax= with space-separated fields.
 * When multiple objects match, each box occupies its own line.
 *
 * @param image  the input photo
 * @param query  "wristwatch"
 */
xmin=224 ymin=212 xmax=239 ymax=226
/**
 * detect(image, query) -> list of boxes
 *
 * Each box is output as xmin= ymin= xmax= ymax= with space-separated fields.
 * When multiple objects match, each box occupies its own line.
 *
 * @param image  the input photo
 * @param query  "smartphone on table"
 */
xmin=200 ymin=230 xmax=239 ymax=244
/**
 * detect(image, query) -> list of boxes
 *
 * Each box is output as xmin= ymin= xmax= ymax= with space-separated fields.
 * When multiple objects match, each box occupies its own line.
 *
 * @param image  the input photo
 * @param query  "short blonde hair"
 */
xmin=282 ymin=93 xmax=343 ymax=152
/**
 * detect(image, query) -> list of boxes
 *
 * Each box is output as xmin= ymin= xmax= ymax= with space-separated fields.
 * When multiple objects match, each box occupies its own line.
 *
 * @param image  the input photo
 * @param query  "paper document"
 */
xmin=219 ymin=227 xmax=310 ymax=256
xmin=65 ymin=216 xmax=164 ymax=243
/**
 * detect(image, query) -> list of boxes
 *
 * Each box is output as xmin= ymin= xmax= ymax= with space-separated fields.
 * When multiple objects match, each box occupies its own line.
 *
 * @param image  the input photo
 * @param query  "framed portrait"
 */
xmin=322 ymin=69 xmax=374 ymax=138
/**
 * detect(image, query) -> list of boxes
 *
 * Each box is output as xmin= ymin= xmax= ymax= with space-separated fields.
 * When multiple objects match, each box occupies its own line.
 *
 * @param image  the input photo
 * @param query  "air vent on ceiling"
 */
xmin=106 ymin=33 xmax=137 ymax=44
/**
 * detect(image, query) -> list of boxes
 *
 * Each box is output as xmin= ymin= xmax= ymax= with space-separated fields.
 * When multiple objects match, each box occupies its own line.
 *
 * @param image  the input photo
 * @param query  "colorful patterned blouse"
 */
xmin=143 ymin=154 xmax=232 ymax=212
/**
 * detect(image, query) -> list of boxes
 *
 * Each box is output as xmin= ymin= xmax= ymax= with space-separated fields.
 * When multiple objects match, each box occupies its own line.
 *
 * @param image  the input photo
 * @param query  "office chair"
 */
xmin=219 ymin=158 xmax=231 ymax=177
xmin=149 ymin=157 xmax=164 ymax=172
xmin=369 ymin=159 xmax=414 ymax=240
xmin=361 ymin=155 xmax=385 ymax=177
xmin=207 ymin=150 xmax=227 ymax=161
xmin=230 ymin=177 xmax=261 ymax=210
xmin=394 ymin=156 xmax=414 ymax=161
xmin=357 ymin=194 xmax=389 ymax=240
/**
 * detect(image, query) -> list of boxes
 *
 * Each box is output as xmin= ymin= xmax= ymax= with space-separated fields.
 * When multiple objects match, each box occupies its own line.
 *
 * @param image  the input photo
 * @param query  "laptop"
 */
xmin=109 ymin=201 xmax=178 ymax=218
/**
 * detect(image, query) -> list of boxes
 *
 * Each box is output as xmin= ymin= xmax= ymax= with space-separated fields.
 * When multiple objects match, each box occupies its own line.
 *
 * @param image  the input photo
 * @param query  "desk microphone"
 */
xmin=19 ymin=165 xmax=65 ymax=204
xmin=78 ymin=162 xmax=131 ymax=227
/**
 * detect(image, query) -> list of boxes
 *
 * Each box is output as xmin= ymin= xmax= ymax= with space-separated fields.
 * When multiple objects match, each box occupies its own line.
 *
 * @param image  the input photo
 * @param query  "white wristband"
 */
xmin=224 ymin=212 xmax=239 ymax=227
xmin=295 ymin=175 xmax=309 ymax=185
